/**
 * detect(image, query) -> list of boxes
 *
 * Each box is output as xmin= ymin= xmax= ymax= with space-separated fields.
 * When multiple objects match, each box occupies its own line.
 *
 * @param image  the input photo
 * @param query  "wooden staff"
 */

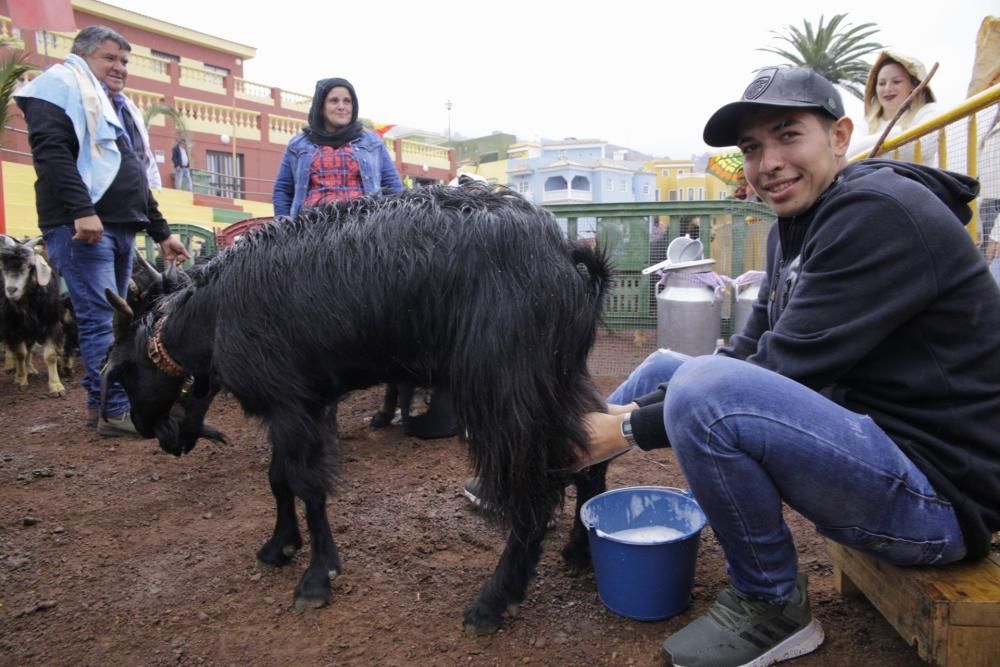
xmin=869 ymin=62 xmax=939 ymax=158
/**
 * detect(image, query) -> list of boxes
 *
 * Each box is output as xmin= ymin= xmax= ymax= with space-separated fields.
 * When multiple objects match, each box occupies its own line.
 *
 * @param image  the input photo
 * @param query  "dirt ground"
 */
xmin=1 ymin=358 xmax=934 ymax=667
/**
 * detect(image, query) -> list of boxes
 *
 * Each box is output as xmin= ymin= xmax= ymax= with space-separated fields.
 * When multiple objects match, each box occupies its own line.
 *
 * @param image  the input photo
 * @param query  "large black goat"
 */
xmin=102 ymin=186 xmax=612 ymax=633
xmin=1 ymin=235 xmax=66 ymax=396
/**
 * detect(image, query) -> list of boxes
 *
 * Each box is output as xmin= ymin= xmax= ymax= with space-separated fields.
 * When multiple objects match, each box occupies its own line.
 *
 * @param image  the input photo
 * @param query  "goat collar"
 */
xmin=147 ymin=316 xmax=191 ymax=377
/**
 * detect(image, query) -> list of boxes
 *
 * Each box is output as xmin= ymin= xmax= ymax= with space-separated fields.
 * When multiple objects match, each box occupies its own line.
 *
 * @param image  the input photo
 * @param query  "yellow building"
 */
xmin=645 ymin=159 xmax=734 ymax=202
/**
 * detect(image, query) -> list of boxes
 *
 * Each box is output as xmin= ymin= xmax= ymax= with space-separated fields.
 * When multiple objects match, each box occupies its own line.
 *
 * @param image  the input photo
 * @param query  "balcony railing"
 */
xmin=179 ymin=63 xmax=225 ymax=94
xmin=174 ymin=96 xmax=261 ymax=141
xmin=399 ymin=139 xmax=450 ymax=171
xmin=542 ymin=188 xmax=593 ymax=202
xmin=268 ymin=114 xmax=305 ymax=146
xmin=235 ymin=77 xmax=272 ymax=103
xmin=280 ymin=90 xmax=311 ymax=112
xmin=126 ymin=88 xmax=167 ymax=125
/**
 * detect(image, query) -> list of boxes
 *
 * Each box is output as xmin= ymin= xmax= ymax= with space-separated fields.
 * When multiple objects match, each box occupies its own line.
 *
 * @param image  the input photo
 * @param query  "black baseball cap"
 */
xmin=703 ymin=66 xmax=845 ymax=147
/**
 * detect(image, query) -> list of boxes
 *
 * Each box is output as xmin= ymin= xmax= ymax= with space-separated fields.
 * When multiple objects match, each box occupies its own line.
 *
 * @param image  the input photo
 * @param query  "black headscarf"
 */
xmin=303 ymin=77 xmax=364 ymax=148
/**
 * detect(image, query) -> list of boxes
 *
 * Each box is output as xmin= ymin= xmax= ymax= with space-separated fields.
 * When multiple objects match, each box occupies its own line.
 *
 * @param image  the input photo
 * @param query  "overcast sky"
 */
xmin=111 ymin=0 xmax=996 ymax=159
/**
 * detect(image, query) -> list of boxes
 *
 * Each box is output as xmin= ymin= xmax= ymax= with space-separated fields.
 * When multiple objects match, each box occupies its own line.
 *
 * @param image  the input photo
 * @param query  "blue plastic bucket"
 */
xmin=580 ymin=486 xmax=707 ymax=621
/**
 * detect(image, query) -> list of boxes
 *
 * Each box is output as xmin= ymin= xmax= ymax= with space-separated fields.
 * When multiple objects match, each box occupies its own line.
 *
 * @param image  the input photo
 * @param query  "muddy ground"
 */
xmin=1 ymin=357 xmax=936 ymax=666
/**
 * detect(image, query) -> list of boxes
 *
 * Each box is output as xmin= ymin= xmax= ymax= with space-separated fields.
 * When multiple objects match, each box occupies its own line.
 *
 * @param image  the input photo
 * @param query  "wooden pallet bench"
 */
xmin=826 ymin=539 xmax=1000 ymax=666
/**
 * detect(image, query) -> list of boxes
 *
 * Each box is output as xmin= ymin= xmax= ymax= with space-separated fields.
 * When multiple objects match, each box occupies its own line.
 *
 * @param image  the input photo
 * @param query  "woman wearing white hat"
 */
xmin=849 ymin=50 xmax=941 ymax=165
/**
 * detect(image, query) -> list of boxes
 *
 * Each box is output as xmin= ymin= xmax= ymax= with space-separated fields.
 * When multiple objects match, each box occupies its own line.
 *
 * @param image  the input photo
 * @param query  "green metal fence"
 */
xmin=545 ymin=200 xmax=775 ymax=376
xmin=136 ymin=222 xmax=217 ymax=269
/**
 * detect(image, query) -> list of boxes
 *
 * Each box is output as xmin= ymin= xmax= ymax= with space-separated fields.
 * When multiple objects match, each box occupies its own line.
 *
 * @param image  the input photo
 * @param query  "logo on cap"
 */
xmin=743 ymin=69 xmax=776 ymax=100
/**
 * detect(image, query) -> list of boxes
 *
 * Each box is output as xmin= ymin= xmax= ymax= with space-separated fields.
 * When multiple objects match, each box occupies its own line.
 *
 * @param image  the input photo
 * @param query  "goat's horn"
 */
xmin=105 ymin=288 xmax=134 ymax=319
xmin=1 ymin=234 xmax=17 ymax=248
xmin=163 ymin=259 xmax=179 ymax=282
xmin=23 ymin=236 xmax=42 ymax=250
xmin=133 ymin=246 xmax=163 ymax=282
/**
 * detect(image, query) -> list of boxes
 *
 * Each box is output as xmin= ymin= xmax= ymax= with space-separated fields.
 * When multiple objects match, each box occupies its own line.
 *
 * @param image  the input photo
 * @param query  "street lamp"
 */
xmin=445 ymin=99 xmax=453 ymax=141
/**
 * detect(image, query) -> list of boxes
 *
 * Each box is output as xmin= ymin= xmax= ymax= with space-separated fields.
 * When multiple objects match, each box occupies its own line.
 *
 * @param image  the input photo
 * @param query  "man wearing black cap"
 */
xmin=577 ymin=66 xmax=1000 ymax=666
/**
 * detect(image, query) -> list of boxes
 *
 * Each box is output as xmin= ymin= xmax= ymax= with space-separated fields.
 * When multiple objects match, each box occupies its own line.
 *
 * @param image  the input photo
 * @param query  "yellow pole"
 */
xmin=231 ymin=80 xmax=238 ymax=198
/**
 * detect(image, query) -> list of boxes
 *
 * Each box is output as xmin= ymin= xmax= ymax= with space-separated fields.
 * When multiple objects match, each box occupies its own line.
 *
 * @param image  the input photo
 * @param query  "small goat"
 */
xmin=102 ymin=186 xmax=612 ymax=633
xmin=0 ymin=235 xmax=66 ymax=396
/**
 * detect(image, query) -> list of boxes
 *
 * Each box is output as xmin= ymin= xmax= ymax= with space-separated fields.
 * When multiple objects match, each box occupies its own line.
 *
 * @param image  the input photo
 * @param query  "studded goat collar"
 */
xmin=147 ymin=316 xmax=190 ymax=377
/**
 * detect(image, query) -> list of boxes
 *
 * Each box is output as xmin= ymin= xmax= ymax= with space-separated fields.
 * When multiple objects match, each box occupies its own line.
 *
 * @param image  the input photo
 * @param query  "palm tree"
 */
xmin=0 ymin=37 xmax=35 ymax=136
xmin=759 ymin=13 xmax=883 ymax=100
xmin=142 ymin=101 xmax=188 ymax=139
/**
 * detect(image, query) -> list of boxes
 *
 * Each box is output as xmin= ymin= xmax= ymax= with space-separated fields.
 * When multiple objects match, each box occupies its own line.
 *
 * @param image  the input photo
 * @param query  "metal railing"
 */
xmin=850 ymin=81 xmax=1000 ymax=245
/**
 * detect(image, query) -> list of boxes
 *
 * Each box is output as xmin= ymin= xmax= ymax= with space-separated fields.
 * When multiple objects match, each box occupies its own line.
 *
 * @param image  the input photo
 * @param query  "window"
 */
xmin=698 ymin=188 xmax=705 ymax=200
xmin=687 ymin=187 xmax=695 ymax=200
xmin=517 ymin=180 xmax=529 ymax=194
xmin=669 ymin=190 xmax=678 ymax=201
xmin=606 ymin=177 xmax=613 ymax=191
xmin=206 ymin=150 xmax=244 ymax=199
xmin=661 ymin=169 xmax=670 ymax=176
xmin=718 ymin=191 xmax=728 ymax=200
xmin=151 ymin=50 xmax=179 ymax=62
xmin=642 ymin=183 xmax=650 ymax=195
xmin=204 ymin=64 xmax=230 ymax=87
xmin=677 ymin=170 xmax=684 ymax=176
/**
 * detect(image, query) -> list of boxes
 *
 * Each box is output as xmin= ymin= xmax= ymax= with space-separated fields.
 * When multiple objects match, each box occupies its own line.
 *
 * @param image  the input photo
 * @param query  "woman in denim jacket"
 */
xmin=273 ymin=77 xmax=403 ymax=217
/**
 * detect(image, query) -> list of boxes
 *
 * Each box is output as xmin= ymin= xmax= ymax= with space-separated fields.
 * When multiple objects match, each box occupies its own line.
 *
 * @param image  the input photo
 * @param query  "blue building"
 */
xmin=506 ymin=138 xmax=657 ymax=238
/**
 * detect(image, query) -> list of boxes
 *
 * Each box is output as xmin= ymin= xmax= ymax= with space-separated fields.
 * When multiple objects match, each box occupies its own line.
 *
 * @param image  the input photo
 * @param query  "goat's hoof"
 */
xmin=293 ymin=572 xmax=331 ymax=611
xmin=462 ymin=604 xmax=503 ymax=635
xmin=368 ymin=411 xmax=391 ymax=428
xmin=561 ymin=542 xmax=592 ymax=570
xmin=49 ymin=387 xmax=65 ymax=398
xmin=257 ymin=537 xmax=302 ymax=567
xmin=293 ymin=594 xmax=328 ymax=611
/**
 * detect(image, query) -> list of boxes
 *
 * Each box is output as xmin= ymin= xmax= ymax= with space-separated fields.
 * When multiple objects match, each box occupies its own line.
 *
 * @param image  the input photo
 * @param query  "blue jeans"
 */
xmin=609 ymin=351 xmax=966 ymax=603
xmin=607 ymin=348 xmax=686 ymax=405
xmin=173 ymin=166 xmax=193 ymax=192
xmin=42 ymin=224 xmax=134 ymax=416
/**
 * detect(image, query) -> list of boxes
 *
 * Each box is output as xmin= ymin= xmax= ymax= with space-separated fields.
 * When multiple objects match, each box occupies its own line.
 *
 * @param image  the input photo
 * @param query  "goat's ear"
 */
xmin=1 ymin=233 xmax=16 ymax=248
xmin=31 ymin=253 xmax=53 ymax=287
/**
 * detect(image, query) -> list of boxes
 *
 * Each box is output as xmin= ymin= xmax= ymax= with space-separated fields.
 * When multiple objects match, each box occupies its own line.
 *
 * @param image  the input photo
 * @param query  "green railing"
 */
xmin=544 ymin=200 xmax=775 ymax=375
xmin=136 ymin=222 xmax=218 ymax=268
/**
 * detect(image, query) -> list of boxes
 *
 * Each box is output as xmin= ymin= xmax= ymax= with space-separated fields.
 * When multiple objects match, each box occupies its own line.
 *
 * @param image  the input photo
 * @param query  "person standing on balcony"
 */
xmin=14 ymin=25 xmax=189 ymax=437
xmin=172 ymin=136 xmax=193 ymax=191
xmin=272 ymin=77 xmax=403 ymax=217
xmin=571 ymin=66 xmax=1000 ymax=667
xmin=849 ymin=51 xmax=941 ymax=164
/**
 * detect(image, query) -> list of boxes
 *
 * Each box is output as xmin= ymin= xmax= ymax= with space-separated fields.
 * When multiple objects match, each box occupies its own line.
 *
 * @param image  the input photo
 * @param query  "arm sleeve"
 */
xmin=144 ymin=189 xmax=171 ymax=242
xmin=19 ymin=97 xmax=96 ymax=220
xmin=631 ymin=402 xmax=670 ymax=451
xmin=272 ymin=144 xmax=296 ymax=217
xmin=378 ymin=141 xmax=404 ymax=193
